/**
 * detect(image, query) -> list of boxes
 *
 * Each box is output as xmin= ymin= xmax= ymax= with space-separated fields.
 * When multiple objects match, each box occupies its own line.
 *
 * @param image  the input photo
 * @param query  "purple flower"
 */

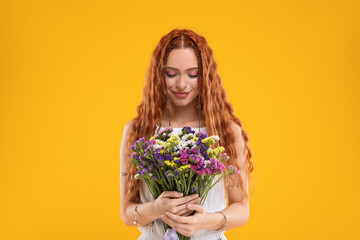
xmin=164 ymin=228 xmax=179 ymax=240
xmin=182 ymin=126 xmax=195 ymax=135
xmin=165 ymin=170 xmax=174 ymax=179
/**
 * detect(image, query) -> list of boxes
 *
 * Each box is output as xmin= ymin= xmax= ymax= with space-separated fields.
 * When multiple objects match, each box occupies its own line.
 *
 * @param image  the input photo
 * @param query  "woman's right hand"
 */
xmin=154 ymin=191 xmax=201 ymax=218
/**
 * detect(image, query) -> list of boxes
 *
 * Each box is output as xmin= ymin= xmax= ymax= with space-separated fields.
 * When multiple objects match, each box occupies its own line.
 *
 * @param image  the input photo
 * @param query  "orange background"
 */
xmin=1 ymin=0 xmax=359 ymax=239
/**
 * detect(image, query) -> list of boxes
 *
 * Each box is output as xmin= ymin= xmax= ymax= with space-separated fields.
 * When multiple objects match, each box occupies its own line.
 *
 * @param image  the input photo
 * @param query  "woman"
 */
xmin=120 ymin=29 xmax=254 ymax=240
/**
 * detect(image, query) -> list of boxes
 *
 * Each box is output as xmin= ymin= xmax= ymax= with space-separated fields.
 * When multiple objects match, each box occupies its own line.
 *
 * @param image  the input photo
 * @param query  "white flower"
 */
xmin=169 ymin=132 xmax=178 ymax=137
xmin=153 ymin=144 xmax=164 ymax=150
xmin=210 ymin=135 xmax=220 ymax=142
xmin=177 ymin=139 xmax=196 ymax=150
xmin=181 ymin=133 xmax=194 ymax=141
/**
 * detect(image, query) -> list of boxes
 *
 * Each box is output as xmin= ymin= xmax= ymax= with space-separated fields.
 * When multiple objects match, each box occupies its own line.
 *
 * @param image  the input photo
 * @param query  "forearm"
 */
xmin=121 ymin=200 xmax=159 ymax=227
xmin=205 ymin=203 xmax=250 ymax=231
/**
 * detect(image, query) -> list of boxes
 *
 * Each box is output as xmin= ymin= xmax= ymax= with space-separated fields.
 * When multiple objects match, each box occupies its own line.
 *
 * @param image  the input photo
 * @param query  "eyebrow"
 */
xmin=165 ymin=66 xmax=198 ymax=71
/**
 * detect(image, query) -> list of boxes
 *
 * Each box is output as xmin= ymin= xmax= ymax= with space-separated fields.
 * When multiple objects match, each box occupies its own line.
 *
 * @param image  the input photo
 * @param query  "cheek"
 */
xmin=190 ymin=79 xmax=198 ymax=89
xmin=165 ymin=78 xmax=172 ymax=88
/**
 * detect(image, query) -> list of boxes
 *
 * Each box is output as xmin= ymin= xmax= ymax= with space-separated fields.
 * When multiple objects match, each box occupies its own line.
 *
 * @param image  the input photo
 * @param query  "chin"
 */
xmin=171 ymin=99 xmax=197 ymax=107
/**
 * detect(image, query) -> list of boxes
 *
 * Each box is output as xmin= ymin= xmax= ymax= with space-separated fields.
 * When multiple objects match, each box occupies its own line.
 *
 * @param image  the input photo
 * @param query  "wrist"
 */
xmin=207 ymin=211 xmax=226 ymax=231
xmin=135 ymin=201 xmax=157 ymax=227
xmin=152 ymin=199 xmax=161 ymax=219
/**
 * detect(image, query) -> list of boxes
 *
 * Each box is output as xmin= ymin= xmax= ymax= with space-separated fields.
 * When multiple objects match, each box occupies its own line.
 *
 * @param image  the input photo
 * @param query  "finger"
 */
xmin=162 ymin=191 xmax=183 ymax=198
xmin=161 ymin=214 xmax=174 ymax=228
xmin=176 ymin=207 xmax=192 ymax=216
xmin=181 ymin=197 xmax=200 ymax=205
xmin=176 ymin=208 xmax=195 ymax=216
xmin=188 ymin=197 xmax=201 ymax=205
xmin=162 ymin=218 xmax=190 ymax=237
xmin=161 ymin=213 xmax=187 ymax=228
xmin=173 ymin=194 xmax=199 ymax=206
xmin=173 ymin=197 xmax=200 ymax=214
xmin=187 ymin=203 xmax=204 ymax=213
xmin=166 ymin=211 xmax=193 ymax=224
xmin=161 ymin=213 xmax=192 ymax=236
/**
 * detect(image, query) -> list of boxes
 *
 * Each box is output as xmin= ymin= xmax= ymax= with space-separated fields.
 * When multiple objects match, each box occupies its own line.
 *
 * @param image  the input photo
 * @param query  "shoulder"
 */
xmin=120 ymin=120 xmax=133 ymax=160
xmin=120 ymin=120 xmax=133 ymax=146
xmin=229 ymin=120 xmax=246 ymax=153
xmin=122 ymin=120 xmax=133 ymax=135
xmin=229 ymin=120 xmax=243 ymax=139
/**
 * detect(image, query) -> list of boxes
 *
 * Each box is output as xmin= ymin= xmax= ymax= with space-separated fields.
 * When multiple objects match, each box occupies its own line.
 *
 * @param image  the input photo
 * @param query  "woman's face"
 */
xmin=164 ymin=48 xmax=199 ymax=108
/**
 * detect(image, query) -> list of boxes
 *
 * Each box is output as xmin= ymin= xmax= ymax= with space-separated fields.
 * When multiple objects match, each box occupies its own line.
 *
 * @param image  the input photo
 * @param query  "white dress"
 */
xmin=137 ymin=126 xmax=228 ymax=240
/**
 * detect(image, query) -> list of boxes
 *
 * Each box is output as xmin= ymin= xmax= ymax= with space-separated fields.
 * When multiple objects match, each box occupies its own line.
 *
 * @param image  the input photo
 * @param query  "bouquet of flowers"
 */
xmin=129 ymin=126 xmax=240 ymax=240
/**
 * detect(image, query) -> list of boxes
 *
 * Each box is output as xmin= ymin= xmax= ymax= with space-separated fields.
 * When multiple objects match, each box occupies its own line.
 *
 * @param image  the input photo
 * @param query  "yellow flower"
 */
xmin=207 ymin=146 xmax=226 ymax=158
xmin=167 ymin=135 xmax=180 ymax=145
xmin=164 ymin=160 xmax=177 ymax=168
xmin=202 ymin=137 xmax=216 ymax=147
xmin=150 ymin=137 xmax=155 ymax=140
xmin=178 ymin=164 xmax=190 ymax=172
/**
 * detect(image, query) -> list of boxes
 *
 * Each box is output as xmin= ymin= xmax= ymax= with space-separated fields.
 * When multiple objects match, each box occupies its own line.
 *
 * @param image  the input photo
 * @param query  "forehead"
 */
xmin=166 ymin=48 xmax=198 ymax=70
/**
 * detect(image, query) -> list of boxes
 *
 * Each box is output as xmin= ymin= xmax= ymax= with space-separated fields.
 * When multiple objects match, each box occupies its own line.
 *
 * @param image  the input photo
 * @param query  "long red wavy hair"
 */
xmin=122 ymin=28 xmax=254 ymax=212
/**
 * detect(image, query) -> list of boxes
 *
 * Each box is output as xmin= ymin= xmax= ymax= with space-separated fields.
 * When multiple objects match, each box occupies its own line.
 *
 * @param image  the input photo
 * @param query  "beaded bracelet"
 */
xmin=215 ymin=211 xmax=227 ymax=231
xmin=133 ymin=203 xmax=154 ymax=228
xmin=133 ymin=203 xmax=141 ymax=226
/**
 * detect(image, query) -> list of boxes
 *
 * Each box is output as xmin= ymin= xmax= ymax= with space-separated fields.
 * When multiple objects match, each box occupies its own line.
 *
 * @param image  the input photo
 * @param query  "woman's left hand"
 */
xmin=160 ymin=203 xmax=208 ymax=237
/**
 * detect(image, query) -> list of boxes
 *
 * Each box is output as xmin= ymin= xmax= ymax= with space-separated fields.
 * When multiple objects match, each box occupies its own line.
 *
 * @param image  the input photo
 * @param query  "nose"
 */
xmin=175 ymin=73 xmax=188 ymax=90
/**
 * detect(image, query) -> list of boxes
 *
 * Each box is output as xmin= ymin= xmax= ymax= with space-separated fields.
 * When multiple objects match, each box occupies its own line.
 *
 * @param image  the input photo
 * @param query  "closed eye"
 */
xmin=166 ymin=73 xmax=176 ymax=78
xmin=166 ymin=73 xmax=198 ymax=78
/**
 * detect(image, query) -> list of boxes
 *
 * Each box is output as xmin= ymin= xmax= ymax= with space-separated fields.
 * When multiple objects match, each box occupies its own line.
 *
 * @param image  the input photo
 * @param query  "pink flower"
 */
xmin=229 ymin=165 xmax=240 ymax=174
xmin=197 ymin=169 xmax=205 ymax=176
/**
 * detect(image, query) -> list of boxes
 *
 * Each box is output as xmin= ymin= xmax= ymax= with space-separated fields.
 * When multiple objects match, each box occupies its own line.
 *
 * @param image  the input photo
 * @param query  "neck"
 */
xmin=164 ymin=99 xmax=202 ymax=127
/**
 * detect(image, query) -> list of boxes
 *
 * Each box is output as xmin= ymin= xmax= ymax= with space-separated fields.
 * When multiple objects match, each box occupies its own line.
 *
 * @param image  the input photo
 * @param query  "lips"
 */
xmin=172 ymin=91 xmax=190 ymax=99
